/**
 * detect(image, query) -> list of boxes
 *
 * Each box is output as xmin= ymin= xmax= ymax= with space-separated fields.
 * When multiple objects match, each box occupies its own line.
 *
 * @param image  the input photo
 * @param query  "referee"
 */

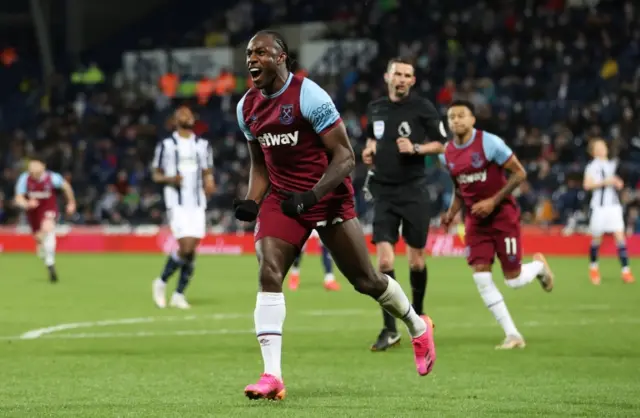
xmin=362 ymin=58 xmax=445 ymax=351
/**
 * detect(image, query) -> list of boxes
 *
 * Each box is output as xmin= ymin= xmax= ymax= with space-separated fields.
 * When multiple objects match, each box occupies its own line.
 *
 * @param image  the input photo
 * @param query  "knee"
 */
xmin=41 ymin=219 xmax=54 ymax=234
xmin=178 ymin=248 xmax=195 ymax=260
xmin=377 ymin=246 xmax=395 ymax=272
xmin=259 ymin=259 xmax=285 ymax=292
xmin=472 ymin=264 xmax=492 ymax=274
xmin=503 ymin=269 xmax=520 ymax=281
xmin=408 ymin=248 xmax=425 ymax=271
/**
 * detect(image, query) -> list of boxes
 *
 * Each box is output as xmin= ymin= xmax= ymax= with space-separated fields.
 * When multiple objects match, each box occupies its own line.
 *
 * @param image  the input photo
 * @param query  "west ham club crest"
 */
xmin=279 ymin=104 xmax=294 ymax=125
xmin=470 ymin=152 xmax=484 ymax=168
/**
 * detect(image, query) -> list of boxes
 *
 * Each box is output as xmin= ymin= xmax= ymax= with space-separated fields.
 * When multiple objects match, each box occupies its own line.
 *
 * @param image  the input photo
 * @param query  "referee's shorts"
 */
xmin=370 ymin=179 xmax=431 ymax=249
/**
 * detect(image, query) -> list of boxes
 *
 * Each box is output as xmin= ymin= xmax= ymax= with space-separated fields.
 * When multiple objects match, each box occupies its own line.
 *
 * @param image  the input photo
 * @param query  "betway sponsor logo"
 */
xmin=257 ymin=131 xmax=299 ymax=147
xmin=28 ymin=191 xmax=52 ymax=199
xmin=456 ymin=170 xmax=487 ymax=185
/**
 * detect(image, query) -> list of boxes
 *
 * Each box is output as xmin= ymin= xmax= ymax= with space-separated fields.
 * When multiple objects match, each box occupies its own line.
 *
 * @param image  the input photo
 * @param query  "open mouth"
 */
xmin=249 ymin=68 xmax=263 ymax=81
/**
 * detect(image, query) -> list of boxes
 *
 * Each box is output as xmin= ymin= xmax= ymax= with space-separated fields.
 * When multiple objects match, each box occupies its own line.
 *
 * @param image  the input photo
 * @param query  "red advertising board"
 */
xmin=0 ymin=226 xmax=633 ymax=257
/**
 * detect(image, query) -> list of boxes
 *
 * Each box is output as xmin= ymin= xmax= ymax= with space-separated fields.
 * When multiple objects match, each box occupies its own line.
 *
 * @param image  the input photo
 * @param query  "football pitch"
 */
xmin=1 ymin=254 xmax=639 ymax=417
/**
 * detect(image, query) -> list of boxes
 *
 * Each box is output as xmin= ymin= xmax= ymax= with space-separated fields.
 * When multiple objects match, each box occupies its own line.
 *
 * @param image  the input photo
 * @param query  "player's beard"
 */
xmin=177 ymin=122 xmax=194 ymax=130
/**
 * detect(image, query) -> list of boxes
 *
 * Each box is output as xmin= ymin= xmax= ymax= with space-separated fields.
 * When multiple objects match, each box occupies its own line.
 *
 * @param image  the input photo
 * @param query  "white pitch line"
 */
xmin=2 ymin=316 xmax=639 ymax=342
xmin=16 ymin=305 xmax=614 ymax=341
xmin=16 ymin=309 xmax=370 ymax=340
xmin=38 ymin=327 xmax=330 ymax=340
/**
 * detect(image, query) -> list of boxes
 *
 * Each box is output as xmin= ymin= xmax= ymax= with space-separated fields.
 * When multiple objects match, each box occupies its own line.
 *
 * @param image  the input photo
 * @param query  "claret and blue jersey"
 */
xmin=439 ymin=129 xmax=513 ymax=174
xmin=236 ymin=73 xmax=353 ymax=200
xmin=440 ymin=129 xmax=519 ymax=224
xmin=237 ymin=73 xmax=358 ymax=242
xmin=15 ymin=171 xmax=64 ymax=197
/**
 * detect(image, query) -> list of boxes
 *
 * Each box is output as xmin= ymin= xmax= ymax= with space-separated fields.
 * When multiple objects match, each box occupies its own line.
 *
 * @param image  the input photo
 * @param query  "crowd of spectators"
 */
xmin=1 ymin=0 xmax=640 ymax=234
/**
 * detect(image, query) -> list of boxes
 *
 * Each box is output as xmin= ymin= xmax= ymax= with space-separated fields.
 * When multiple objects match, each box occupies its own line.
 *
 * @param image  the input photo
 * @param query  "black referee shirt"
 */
xmin=365 ymin=94 xmax=444 ymax=185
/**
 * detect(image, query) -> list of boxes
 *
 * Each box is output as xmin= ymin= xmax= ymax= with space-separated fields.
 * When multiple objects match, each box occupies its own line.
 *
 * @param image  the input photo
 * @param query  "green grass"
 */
xmin=0 ymin=254 xmax=639 ymax=417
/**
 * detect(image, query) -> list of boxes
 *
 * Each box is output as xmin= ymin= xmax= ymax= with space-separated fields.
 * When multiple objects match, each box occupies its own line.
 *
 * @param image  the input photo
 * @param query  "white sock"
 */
xmin=377 ymin=275 xmax=427 ymax=338
xmin=36 ymin=240 xmax=44 ymax=259
xmin=473 ymin=272 xmax=521 ymax=338
xmin=43 ymin=232 xmax=56 ymax=267
xmin=504 ymin=261 xmax=544 ymax=289
xmin=324 ymin=273 xmax=335 ymax=283
xmin=290 ymin=267 xmax=300 ymax=276
xmin=254 ymin=292 xmax=286 ymax=379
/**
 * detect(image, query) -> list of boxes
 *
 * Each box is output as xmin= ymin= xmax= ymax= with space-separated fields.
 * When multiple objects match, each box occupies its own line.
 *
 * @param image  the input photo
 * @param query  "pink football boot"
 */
xmin=244 ymin=374 xmax=286 ymax=401
xmin=411 ymin=315 xmax=436 ymax=376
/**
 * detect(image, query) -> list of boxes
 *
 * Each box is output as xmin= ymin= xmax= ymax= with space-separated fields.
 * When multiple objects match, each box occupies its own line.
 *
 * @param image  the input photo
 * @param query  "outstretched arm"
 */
xmin=312 ymin=122 xmax=355 ymax=200
xmin=245 ymin=141 xmax=270 ymax=203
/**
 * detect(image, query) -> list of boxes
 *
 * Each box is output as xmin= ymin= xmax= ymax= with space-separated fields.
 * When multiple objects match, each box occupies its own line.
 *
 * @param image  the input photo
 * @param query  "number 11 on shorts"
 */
xmin=504 ymin=237 xmax=517 ymax=255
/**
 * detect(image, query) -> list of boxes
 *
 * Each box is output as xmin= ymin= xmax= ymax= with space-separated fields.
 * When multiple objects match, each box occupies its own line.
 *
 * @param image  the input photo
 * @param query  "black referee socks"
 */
xmin=409 ymin=267 xmax=427 ymax=316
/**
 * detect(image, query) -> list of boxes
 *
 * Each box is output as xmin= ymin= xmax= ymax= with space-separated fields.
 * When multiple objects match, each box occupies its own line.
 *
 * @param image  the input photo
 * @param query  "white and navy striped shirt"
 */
xmin=584 ymin=158 xmax=620 ymax=208
xmin=152 ymin=132 xmax=213 ymax=209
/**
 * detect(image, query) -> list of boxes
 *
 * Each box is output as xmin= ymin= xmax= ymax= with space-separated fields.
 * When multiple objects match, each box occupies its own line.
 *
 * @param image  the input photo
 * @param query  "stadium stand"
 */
xmin=1 ymin=0 xmax=639 ymax=234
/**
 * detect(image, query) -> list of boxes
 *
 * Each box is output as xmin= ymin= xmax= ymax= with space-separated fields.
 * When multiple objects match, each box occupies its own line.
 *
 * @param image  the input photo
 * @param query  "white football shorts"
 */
xmin=168 ymin=206 xmax=206 ymax=239
xmin=589 ymin=205 xmax=625 ymax=236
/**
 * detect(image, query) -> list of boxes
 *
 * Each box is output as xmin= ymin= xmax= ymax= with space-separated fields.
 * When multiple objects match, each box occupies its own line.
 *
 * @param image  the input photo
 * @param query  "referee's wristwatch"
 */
xmin=413 ymin=143 xmax=421 ymax=155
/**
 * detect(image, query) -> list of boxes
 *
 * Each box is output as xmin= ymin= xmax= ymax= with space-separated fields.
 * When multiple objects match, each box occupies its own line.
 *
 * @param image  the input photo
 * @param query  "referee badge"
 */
xmin=373 ymin=121 xmax=385 ymax=139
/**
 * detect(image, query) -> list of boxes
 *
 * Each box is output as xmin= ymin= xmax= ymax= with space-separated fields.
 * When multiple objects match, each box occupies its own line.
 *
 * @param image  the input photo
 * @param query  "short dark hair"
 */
xmin=256 ymin=30 xmax=293 ymax=71
xmin=28 ymin=151 xmax=46 ymax=164
xmin=448 ymin=99 xmax=475 ymax=115
xmin=386 ymin=57 xmax=414 ymax=72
